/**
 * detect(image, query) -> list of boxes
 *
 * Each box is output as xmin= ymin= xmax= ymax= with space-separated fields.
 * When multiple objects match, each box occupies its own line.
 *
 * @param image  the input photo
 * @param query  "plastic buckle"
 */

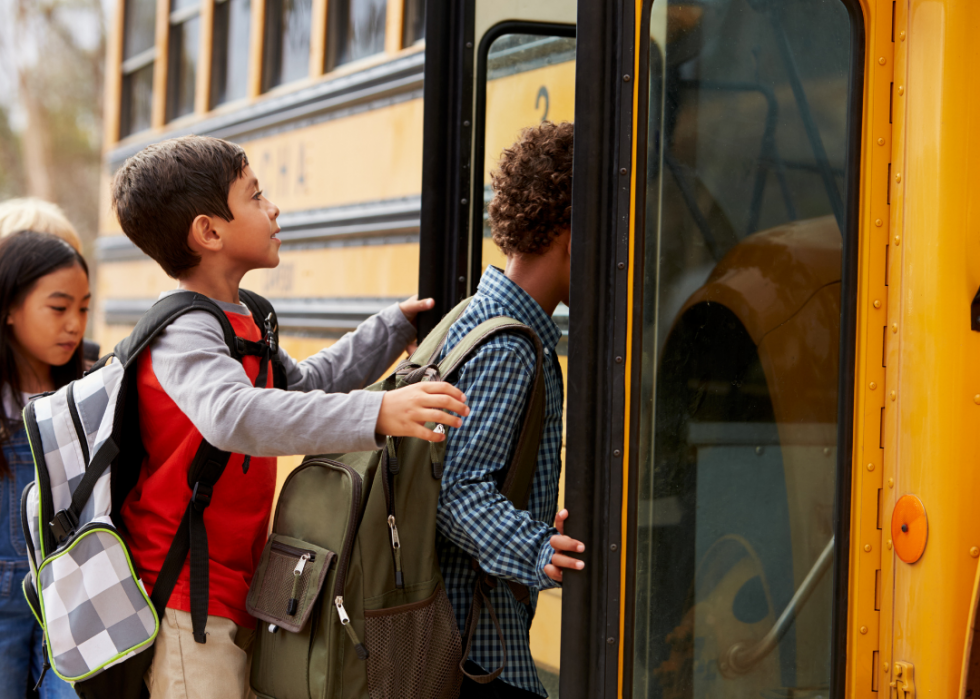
xmin=191 ymin=482 xmax=213 ymax=508
xmin=50 ymin=508 xmax=78 ymax=544
xmin=234 ymin=337 xmax=247 ymax=356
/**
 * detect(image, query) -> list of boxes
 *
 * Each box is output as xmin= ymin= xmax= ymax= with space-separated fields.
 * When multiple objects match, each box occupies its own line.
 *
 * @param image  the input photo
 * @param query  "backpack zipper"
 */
xmin=380 ymin=445 xmax=404 ymax=588
xmin=271 ymin=540 xmax=317 ymax=562
xmin=65 ymin=383 xmax=90 ymax=466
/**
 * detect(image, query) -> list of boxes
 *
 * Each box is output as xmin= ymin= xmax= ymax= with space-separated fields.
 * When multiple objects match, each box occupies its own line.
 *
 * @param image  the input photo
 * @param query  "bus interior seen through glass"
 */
xmin=120 ymin=0 xmax=156 ymax=136
xmin=263 ymin=0 xmax=312 ymax=91
xmin=633 ymin=0 xmax=852 ymax=696
xmin=402 ymin=0 xmax=424 ymax=47
xmin=167 ymin=0 xmax=201 ymax=122
xmin=326 ymin=0 xmax=388 ymax=72
xmin=211 ymin=0 xmax=252 ymax=107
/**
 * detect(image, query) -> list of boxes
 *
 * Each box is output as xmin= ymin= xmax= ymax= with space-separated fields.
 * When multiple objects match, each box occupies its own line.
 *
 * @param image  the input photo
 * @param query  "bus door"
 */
xmin=417 ymin=0 xmax=576 ymax=693
xmin=563 ymin=0 xmax=866 ymax=696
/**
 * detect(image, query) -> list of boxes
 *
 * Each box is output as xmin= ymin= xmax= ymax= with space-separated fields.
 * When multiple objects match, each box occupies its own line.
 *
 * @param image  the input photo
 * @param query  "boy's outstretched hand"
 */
xmin=376 ymin=382 xmax=469 ymax=442
xmin=545 ymin=509 xmax=586 ymax=583
xmin=399 ymin=295 xmax=435 ymax=355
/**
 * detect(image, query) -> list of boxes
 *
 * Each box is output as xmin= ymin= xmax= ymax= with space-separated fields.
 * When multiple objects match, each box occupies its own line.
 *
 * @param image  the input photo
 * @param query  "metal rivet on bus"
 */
xmin=895 ymin=173 xmax=902 ymax=183
xmin=974 ymin=394 xmax=980 ymax=405
xmin=614 ymin=449 xmax=621 ymax=457
xmin=888 ymin=478 xmax=894 ymax=489
xmin=897 ymin=85 xmax=905 ymax=96
xmin=458 ymin=276 xmax=466 ymax=283
xmin=971 ymin=547 xmax=980 ymax=558
xmin=878 ymin=57 xmax=886 ymax=65
xmin=877 ymin=138 xmax=886 ymax=146
xmin=884 ymin=662 xmax=890 ymax=673
xmin=618 ymin=262 xmax=625 ymax=270
xmin=867 ymin=463 xmax=875 ymax=472
xmin=755 ymin=446 xmax=764 ymax=455
xmin=864 ymin=544 xmax=872 ymax=552
xmin=466 ymin=41 xmax=473 ymax=48
xmin=461 ymin=198 xmax=468 ymax=205
xmin=615 ymin=356 xmax=623 ymax=364
xmin=620 ymin=168 xmax=628 ymax=176
xmin=610 ymin=543 xmax=618 ymax=551
xmin=873 ymin=300 xmax=881 ymax=309
xmin=900 ymin=31 xmax=906 ymax=41
xmin=463 ymin=120 xmax=470 ymax=127
xmin=890 ymin=391 xmax=897 ymax=401
xmin=887 ymin=539 xmax=893 ymax=549
xmin=875 ymin=218 xmax=883 ymax=227
xmin=623 ymin=74 xmax=631 ymax=82
xmin=892 ymin=323 xmax=899 ymax=333
xmin=607 ymin=637 xmax=616 ymax=645
xmin=823 ymin=447 xmax=831 ymax=456
xmin=860 ymin=626 xmax=868 ymax=634
xmin=870 ymin=381 xmax=877 ymax=390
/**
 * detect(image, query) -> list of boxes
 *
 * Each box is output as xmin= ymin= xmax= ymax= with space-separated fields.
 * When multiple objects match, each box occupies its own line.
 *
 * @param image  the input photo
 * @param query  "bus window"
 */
xmin=120 ymin=0 xmax=156 ymax=137
xmin=210 ymin=0 xmax=252 ymax=107
xmin=632 ymin=0 xmax=854 ymax=696
xmin=325 ymin=0 xmax=387 ymax=72
xmin=262 ymin=0 xmax=312 ymax=91
xmin=166 ymin=0 xmax=201 ymax=122
xmin=402 ymin=0 xmax=424 ymax=47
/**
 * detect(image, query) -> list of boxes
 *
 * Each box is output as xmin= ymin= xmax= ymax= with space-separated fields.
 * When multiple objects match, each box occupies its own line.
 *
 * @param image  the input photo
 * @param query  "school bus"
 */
xmin=97 ymin=0 xmax=980 ymax=696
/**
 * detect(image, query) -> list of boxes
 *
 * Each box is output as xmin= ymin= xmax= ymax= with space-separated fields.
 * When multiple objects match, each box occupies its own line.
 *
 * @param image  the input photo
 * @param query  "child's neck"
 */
xmin=177 ymin=263 xmax=246 ymax=306
xmin=12 ymin=349 xmax=54 ymax=394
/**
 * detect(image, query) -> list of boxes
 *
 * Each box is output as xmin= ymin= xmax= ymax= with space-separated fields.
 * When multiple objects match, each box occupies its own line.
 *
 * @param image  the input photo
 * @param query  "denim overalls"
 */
xmin=0 ymin=425 xmax=75 ymax=699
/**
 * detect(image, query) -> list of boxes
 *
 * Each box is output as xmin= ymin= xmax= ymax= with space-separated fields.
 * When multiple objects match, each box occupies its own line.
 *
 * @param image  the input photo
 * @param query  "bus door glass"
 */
xmin=632 ymin=0 xmax=856 ymax=696
xmin=472 ymin=14 xmax=575 ymax=694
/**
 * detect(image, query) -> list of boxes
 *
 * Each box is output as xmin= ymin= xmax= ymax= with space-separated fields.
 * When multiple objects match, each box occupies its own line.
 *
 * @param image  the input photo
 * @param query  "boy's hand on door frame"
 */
xmin=398 ymin=295 xmax=435 ymax=354
xmin=545 ymin=509 xmax=585 ymax=582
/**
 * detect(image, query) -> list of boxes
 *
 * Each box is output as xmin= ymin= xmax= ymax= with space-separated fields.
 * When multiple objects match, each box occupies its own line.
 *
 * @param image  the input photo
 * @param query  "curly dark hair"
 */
xmin=488 ymin=121 xmax=573 ymax=256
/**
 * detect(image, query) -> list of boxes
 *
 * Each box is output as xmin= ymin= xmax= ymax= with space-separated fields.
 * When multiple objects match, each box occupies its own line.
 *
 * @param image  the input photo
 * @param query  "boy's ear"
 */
xmin=186 ymin=214 xmax=223 ymax=254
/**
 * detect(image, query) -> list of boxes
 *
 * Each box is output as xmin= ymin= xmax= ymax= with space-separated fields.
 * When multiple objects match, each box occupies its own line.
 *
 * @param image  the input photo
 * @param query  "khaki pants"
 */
xmin=145 ymin=608 xmax=255 ymax=699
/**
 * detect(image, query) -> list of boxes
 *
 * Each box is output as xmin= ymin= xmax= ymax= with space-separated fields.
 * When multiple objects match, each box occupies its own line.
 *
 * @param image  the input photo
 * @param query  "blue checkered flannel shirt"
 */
xmin=435 ymin=265 xmax=564 ymax=697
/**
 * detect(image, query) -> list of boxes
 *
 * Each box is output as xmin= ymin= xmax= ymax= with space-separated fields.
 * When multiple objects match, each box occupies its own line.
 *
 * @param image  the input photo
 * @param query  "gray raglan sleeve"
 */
xmin=150 ymin=312 xmax=391 ymax=456
xmin=278 ymin=303 xmax=416 ymax=393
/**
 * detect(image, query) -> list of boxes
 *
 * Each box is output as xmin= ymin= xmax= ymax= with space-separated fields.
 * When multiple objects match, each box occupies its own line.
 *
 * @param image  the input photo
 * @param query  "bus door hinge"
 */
xmin=889 ymin=661 xmax=915 ymax=699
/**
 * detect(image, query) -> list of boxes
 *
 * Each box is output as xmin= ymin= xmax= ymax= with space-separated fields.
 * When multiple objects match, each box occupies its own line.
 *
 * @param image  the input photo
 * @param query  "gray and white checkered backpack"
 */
xmin=20 ymin=289 xmax=285 ymax=698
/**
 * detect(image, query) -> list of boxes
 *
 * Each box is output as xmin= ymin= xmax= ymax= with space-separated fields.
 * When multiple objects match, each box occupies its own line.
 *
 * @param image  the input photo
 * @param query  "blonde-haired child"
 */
xmin=0 ymin=198 xmax=83 ymax=253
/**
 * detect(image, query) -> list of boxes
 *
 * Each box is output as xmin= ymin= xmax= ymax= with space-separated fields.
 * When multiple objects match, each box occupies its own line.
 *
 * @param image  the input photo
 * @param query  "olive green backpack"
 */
xmin=246 ymin=298 xmax=546 ymax=699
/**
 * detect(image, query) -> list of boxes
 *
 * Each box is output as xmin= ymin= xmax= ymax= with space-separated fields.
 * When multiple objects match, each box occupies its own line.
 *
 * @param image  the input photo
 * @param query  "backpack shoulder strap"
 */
xmin=442 ymin=316 xmax=547 ymax=684
xmin=436 ymin=316 xmax=545 ymax=511
xmin=113 ymin=292 xmax=241 ymax=368
xmin=410 ymin=296 xmax=474 ymax=366
xmin=238 ymin=288 xmax=287 ymax=389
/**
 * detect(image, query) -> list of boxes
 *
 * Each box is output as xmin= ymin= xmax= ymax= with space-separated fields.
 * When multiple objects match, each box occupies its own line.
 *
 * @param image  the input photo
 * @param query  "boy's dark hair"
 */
xmin=488 ymin=121 xmax=574 ymax=256
xmin=112 ymin=135 xmax=249 ymax=278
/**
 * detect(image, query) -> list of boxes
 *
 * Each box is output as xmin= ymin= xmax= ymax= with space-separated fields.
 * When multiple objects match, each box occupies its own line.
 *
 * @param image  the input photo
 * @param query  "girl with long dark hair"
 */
xmin=0 ymin=231 xmax=89 ymax=699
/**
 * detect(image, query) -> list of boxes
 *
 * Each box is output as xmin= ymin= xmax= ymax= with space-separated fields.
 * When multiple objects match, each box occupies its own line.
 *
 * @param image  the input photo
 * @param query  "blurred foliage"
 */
xmin=0 ymin=0 xmax=107 ymax=257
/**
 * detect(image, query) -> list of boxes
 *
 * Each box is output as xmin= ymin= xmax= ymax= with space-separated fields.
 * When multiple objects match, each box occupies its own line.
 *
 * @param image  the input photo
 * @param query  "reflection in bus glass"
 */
xmin=326 ymin=0 xmax=387 ymax=72
xmin=263 ymin=0 xmax=312 ymax=91
xmin=211 ymin=0 xmax=252 ymax=107
xmin=632 ymin=0 xmax=853 ymax=696
xmin=167 ymin=14 xmax=200 ymax=121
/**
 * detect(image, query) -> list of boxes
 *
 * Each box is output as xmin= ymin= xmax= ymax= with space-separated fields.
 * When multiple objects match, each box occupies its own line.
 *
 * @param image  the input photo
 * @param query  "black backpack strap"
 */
xmin=111 ymin=290 xmax=277 ymax=644
xmin=114 ymin=292 xmax=243 ymax=367
xmin=149 ymin=438 xmax=232 ymax=643
xmin=239 ymin=288 xmax=287 ymax=389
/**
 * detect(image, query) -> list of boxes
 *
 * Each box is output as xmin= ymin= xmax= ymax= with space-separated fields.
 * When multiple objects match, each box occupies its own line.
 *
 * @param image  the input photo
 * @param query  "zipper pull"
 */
xmin=242 ymin=455 xmax=251 ymax=474
xmin=34 ymin=636 xmax=50 ymax=690
xmin=287 ymin=553 xmax=310 ymax=615
xmin=430 ymin=425 xmax=447 ymax=478
xmin=388 ymin=515 xmax=404 ymax=588
xmin=268 ymin=623 xmax=279 ymax=633
xmin=335 ymin=596 xmax=369 ymax=660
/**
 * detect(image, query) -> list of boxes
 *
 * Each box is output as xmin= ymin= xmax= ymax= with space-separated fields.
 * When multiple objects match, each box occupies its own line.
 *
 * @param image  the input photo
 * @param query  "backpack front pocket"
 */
xmin=36 ymin=525 xmax=158 ymax=682
xmin=363 ymin=586 xmax=462 ymax=699
xmin=247 ymin=534 xmax=335 ymax=633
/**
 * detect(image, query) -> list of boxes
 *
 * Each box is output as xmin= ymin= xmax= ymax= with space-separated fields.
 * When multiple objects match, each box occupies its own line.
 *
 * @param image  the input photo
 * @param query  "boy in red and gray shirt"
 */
xmin=111 ymin=135 xmax=468 ymax=698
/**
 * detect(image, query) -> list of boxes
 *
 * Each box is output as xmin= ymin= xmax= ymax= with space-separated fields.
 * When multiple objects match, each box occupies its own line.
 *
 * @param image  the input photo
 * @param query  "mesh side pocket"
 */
xmin=364 ymin=586 xmax=463 ymax=699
